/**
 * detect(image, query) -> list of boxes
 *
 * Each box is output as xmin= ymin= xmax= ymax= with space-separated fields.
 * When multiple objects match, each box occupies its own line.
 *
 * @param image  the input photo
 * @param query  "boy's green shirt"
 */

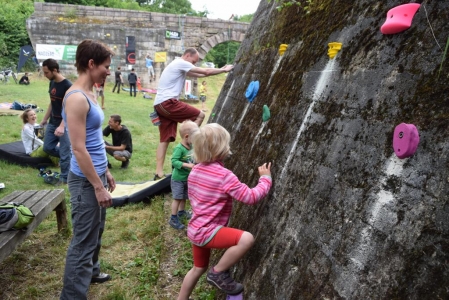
xmin=171 ymin=143 xmax=194 ymax=181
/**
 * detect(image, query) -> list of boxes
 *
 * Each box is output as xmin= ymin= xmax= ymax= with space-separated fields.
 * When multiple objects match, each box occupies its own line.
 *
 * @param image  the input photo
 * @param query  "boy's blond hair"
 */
xmin=179 ymin=120 xmax=198 ymax=138
xmin=191 ymin=123 xmax=232 ymax=163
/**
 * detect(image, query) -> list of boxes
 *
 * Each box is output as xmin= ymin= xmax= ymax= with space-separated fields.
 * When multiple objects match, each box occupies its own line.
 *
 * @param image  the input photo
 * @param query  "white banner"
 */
xmin=36 ymin=44 xmax=77 ymax=60
xmin=36 ymin=44 xmax=64 ymax=60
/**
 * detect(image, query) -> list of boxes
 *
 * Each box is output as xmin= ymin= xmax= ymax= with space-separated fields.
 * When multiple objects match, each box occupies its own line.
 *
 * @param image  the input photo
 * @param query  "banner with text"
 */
xmin=165 ymin=30 xmax=181 ymax=40
xmin=36 ymin=44 xmax=77 ymax=61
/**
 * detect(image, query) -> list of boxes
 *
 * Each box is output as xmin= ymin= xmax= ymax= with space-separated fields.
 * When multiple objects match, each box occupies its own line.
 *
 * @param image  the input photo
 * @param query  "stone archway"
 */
xmin=198 ymin=30 xmax=246 ymax=60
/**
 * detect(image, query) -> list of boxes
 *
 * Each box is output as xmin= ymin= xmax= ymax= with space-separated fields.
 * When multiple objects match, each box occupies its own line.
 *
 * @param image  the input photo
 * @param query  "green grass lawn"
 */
xmin=0 ymin=72 xmax=226 ymax=299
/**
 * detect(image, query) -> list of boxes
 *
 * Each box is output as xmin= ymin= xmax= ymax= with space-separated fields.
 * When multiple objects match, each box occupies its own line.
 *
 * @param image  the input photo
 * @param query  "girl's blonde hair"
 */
xmin=191 ymin=123 xmax=232 ymax=163
xmin=20 ymin=109 xmax=33 ymax=124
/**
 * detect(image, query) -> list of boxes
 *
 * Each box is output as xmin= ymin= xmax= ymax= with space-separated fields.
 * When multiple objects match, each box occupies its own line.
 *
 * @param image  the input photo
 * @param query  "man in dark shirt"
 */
xmin=112 ymin=66 xmax=123 ymax=93
xmin=19 ymin=72 xmax=30 ymax=85
xmin=39 ymin=58 xmax=72 ymax=184
xmin=103 ymin=114 xmax=133 ymax=169
xmin=128 ymin=68 xmax=137 ymax=97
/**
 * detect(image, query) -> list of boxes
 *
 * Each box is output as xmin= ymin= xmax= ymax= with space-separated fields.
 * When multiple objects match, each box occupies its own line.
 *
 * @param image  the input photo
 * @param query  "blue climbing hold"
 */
xmin=245 ymin=81 xmax=260 ymax=103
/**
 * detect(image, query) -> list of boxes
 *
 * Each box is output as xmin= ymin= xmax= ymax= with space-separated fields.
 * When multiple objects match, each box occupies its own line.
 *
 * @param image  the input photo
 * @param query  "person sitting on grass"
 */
xmin=20 ymin=108 xmax=58 ymax=165
xmin=177 ymin=123 xmax=272 ymax=299
xmin=103 ymin=114 xmax=133 ymax=169
xmin=169 ymin=120 xmax=198 ymax=230
xmin=19 ymin=72 xmax=30 ymax=85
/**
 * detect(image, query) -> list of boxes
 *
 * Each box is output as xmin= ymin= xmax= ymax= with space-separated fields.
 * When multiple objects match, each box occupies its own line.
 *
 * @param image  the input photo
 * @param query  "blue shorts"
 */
xmin=171 ymin=180 xmax=188 ymax=200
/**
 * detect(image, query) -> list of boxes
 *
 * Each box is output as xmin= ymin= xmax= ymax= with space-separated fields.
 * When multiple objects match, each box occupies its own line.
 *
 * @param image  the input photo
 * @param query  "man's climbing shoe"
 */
xmin=91 ymin=272 xmax=111 ymax=284
xmin=206 ymin=269 xmax=243 ymax=295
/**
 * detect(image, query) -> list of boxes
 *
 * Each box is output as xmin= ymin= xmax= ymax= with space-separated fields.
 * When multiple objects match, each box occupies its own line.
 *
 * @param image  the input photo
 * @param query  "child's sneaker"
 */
xmin=169 ymin=216 xmax=185 ymax=230
xmin=206 ymin=268 xmax=243 ymax=295
xmin=177 ymin=210 xmax=192 ymax=220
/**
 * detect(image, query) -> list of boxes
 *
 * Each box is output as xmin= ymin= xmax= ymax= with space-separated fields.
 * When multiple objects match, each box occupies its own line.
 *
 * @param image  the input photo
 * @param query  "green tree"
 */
xmin=0 ymin=0 xmax=34 ymax=69
xmin=204 ymin=41 xmax=240 ymax=67
xmin=45 ymin=0 xmax=108 ymax=5
xmin=146 ymin=0 xmax=197 ymax=15
xmin=234 ymin=13 xmax=254 ymax=23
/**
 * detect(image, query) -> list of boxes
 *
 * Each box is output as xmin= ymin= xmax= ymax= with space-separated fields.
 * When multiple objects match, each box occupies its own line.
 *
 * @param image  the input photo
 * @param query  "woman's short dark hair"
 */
xmin=75 ymin=40 xmax=114 ymax=73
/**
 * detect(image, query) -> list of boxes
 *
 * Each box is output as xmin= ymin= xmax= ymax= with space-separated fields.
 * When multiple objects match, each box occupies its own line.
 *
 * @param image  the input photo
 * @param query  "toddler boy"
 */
xmin=169 ymin=120 xmax=199 ymax=229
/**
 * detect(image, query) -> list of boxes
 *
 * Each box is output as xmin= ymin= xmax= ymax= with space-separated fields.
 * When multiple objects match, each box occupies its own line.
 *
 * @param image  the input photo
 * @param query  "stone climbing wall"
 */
xmin=26 ymin=2 xmax=248 ymax=88
xmin=211 ymin=0 xmax=449 ymax=299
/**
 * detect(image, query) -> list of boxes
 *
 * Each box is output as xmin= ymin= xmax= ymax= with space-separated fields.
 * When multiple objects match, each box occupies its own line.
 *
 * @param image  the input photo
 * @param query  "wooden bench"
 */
xmin=0 ymin=189 xmax=67 ymax=263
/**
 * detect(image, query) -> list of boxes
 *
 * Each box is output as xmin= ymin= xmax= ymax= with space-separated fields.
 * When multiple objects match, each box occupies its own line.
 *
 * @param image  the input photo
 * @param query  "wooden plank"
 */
xmin=21 ymin=190 xmax=50 ymax=210
xmin=0 ymin=190 xmax=26 ymax=204
xmin=0 ymin=189 xmax=66 ymax=263
xmin=28 ymin=189 xmax=65 ymax=217
xmin=26 ymin=190 xmax=66 ymax=233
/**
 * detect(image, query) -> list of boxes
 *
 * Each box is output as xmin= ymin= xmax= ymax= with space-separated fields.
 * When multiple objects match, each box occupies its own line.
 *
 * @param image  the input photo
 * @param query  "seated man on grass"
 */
xmin=103 ymin=114 xmax=133 ymax=169
xmin=19 ymin=72 xmax=30 ymax=85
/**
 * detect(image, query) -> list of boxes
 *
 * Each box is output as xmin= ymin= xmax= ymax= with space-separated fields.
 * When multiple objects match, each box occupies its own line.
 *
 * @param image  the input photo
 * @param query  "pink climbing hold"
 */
xmin=226 ymin=293 xmax=243 ymax=300
xmin=381 ymin=3 xmax=421 ymax=35
xmin=393 ymin=123 xmax=420 ymax=159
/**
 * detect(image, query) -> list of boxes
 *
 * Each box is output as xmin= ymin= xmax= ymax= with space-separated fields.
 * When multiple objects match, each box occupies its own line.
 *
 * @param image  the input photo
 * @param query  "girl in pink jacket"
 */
xmin=178 ymin=123 xmax=272 ymax=299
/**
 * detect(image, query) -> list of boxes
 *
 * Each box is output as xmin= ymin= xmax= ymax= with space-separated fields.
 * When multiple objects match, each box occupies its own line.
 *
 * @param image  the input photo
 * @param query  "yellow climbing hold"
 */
xmin=328 ymin=42 xmax=342 ymax=59
xmin=279 ymin=44 xmax=288 ymax=56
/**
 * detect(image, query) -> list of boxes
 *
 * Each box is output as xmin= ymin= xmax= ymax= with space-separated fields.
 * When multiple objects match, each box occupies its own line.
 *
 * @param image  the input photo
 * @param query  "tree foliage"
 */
xmin=234 ymin=14 xmax=254 ymax=23
xmin=267 ymin=0 xmax=313 ymax=13
xmin=0 ymin=0 xmax=34 ymax=69
xmin=204 ymin=41 xmax=240 ymax=67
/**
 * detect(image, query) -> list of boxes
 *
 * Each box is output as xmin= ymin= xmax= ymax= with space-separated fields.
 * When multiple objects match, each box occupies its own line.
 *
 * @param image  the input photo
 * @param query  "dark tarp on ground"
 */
xmin=110 ymin=175 xmax=171 ymax=207
xmin=0 ymin=141 xmax=53 ymax=169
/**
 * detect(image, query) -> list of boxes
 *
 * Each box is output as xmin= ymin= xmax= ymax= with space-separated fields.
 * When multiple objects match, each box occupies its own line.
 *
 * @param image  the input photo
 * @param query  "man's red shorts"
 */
xmin=154 ymin=99 xmax=201 ymax=142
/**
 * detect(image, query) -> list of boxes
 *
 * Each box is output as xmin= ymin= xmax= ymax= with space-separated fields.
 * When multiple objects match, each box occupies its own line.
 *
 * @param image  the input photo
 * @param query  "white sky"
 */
xmin=189 ymin=0 xmax=261 ymax=20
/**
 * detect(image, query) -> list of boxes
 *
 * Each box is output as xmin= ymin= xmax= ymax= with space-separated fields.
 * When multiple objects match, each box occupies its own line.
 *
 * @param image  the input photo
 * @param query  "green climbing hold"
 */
xmin=262 ymin=105 xmax=270 ymax=122
xmin=212 ymin=113 xmax=216 ymax=117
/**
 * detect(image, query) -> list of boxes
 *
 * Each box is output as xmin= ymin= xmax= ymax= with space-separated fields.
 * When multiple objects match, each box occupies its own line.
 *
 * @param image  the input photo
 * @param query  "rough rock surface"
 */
xmin=211 ymin=1 xmax=449 ymax=299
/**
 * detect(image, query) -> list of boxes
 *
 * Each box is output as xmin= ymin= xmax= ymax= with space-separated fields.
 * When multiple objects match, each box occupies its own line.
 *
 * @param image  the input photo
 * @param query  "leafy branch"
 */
xmin=267 ymin=0 xmax=314 ymax=13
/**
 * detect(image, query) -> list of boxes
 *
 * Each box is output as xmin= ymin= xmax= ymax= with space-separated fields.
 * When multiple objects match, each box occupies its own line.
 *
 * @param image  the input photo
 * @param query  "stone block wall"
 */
xmin=27 ymin=2 xmax=249 ymax=89
xmin=211 ymin=0 xmax=449 ymax=299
